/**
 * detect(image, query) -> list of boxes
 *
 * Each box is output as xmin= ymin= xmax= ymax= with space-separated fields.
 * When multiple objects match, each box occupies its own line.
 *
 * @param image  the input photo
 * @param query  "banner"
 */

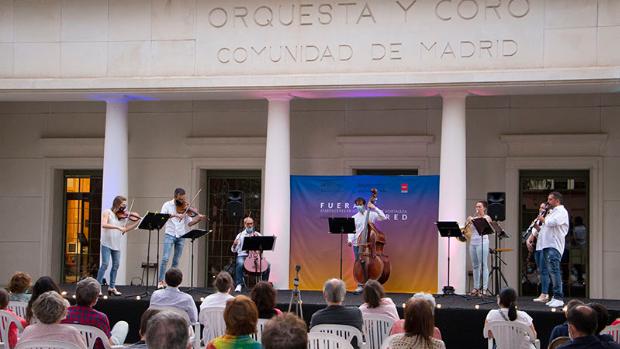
xmin=289 ymin=175 xmax=439 ymax=293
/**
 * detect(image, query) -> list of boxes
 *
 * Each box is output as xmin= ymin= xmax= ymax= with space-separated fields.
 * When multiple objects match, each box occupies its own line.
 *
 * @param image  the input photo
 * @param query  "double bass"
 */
xmin=353 ymin=188 xmax=391 ymax=285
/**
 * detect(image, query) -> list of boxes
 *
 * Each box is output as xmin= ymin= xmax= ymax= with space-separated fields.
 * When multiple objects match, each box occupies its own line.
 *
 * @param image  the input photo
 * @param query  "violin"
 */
xmin=115 ymin=205 xmax=142 ymax=222
xmin=175 ymin=200 xmax=201 ymax=218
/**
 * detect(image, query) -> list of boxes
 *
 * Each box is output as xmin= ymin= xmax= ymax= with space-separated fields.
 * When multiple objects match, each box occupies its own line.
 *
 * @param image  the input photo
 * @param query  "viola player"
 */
xmin=231 ymin=217 xmax=270 ymax=293
xmin=97 ymin=195 xmax=140 ymax=296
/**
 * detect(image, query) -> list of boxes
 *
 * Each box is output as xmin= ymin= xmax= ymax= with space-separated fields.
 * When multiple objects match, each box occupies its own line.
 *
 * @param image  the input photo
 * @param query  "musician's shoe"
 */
xmin=234 ymin=285 xmax=242 ymax=293
xmin=353 ymin=286 xmax=363 ymax=294
xmin=108 ymin=288 xmax=122 ymax=296
xmin=546 ymin=298 xmax=564 ymax=308
xmin=157 ymin=281 xmax=166 ymax=289
xmin=532 ymin=293 xmax=549 ymax=303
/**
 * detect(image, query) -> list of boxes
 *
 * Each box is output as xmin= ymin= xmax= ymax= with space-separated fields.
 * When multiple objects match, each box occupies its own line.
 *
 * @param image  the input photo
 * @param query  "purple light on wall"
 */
xmin=88 ymin=94 xmax=159 ymax=102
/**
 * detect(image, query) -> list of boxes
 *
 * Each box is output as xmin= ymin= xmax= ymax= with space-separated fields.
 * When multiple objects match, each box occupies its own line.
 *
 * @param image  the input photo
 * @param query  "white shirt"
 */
xmin=200 ymin=292 xmax=233 ymax=310
xmin=538 ymin=205 xmax=569 ymax=255
xmin=485 ymin=308 xmax=535 ymax=349
xmin=100 ymin=208 xmax=126 ymax=251
xmin=470 ymin=215 xmax=491 ymax=246
xmin=161 ymin=200 xmax=192 ymax=238
xmin=150 ymin=286 xmax=198 ymax=323
xmin=232 ymin=230 xmax=262 ymax=257
xmin=348 ymin=207 xmax=386 ymax=246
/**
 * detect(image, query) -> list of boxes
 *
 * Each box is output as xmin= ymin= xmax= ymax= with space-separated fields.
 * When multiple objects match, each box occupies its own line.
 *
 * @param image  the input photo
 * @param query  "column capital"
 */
xmin=265 ymin=93 xmax=294 ymax=102
xmin=439 ymin=91 xmax=469 ymax=99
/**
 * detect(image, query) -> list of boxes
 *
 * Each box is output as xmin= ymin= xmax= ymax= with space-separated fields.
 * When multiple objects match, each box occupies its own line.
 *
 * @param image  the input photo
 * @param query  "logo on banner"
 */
xmin=401 ymin=183 xmax=409 ymax=193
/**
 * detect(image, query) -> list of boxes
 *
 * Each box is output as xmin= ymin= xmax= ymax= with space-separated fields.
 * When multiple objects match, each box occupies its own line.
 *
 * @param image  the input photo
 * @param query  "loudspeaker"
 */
xmin=487 ymin=192 xmax=506 ymax=221
xmin=227 ymin=190 xmax=244 ymax=221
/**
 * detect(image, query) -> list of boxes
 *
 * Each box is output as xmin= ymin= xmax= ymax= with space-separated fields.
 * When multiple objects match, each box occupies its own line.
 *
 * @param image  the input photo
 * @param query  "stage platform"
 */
xmin=60 ymin=284 xmax=620 ymax=349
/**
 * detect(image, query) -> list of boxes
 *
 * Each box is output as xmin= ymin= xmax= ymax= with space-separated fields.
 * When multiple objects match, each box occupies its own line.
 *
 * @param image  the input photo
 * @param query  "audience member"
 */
xmin=358 ymin=280 xmax=399 ymax=321
xmin=18 ymin=291 xmax=86 ymax=348
xmin=206 ymin=295 xmax=261 ymax=349
xmin=558 ymin=305 xmax=620 ymax=349
xmin=62 ymin=277 xmax=128 ymax=347
xmin=26 ymin=276 xmax=60 ymax=323
xmin=549 ymin=299 xmax=585 ymax=344
xmin=588 ymin=303 xmax=615 ymax=343
xmin=310 ymin=278 xmax=363 ymax=349
xmin=485 ymin=288 xmax=537 ymax=349
xmin=199 ymin=271 xmax=235 ymax=341
xmin=390 ymin=293 xmax=442 ymax=340
xmin=250 ymin=281 xmax=282 ymax=319
xmin=262 ymin=313 xmax=308 ymax=349
xmin=8 ymin=272 xmax=32 ymax=302
xmin=125 ymin=308 xmax=162 ymax=349
xmin=0 ymin=288 xmax=28 ymax=349
xmin=389 ymin=298 xmax=445 ymax=349
xmin=145 ymin=310 xmax=191 ymax=349
xmin=150 ymin=268 xmax=198 ymax=323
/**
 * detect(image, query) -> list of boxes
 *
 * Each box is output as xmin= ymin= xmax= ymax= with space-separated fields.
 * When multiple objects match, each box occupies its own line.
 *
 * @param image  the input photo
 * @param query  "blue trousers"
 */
xmin=544 ymin=247 xmax=563 ymax=299
xmin=470 ymin=240 xmax=489 ymax=291
xmin=159 ymin=234 xmax=185 ymax=282
xmin=97 ymin=245 xmax=120 ymax=288
xmin=535 ymin=250 xmax=550 ymax=294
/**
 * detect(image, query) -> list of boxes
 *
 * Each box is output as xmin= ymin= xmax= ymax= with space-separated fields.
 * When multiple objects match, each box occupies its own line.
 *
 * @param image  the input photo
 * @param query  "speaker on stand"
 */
xmin=227 ymin=190 xmax=244 ymax=223
xmin=486 ymin=192 xmax=508 ymax=296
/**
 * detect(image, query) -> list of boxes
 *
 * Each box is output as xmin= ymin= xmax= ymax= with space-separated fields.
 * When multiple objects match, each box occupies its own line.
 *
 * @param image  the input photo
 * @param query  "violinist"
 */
xmin=526 ymin=202 xmax=550 ymax=303
xmin=158 ymin=188 xmax=207 ymax=289
xmin=97 ymin=195 xmax=140 ymax=296
xmin=231 ymin=217 xmax=270 ymax=293
xmin=347 ymin=197 xmax=386 ymax=294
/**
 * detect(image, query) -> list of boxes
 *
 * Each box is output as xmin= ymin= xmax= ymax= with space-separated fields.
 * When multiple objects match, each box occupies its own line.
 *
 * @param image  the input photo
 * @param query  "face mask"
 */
xmin=245 ymin=226 xmax=254 ymax=233
xmin=355 ymin=205 xmax=364 ymax=213
xmin=174 ymin=199 xmax=183 ymax=206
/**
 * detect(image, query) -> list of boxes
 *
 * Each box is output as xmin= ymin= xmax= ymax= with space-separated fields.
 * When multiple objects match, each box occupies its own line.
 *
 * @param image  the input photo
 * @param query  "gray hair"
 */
xmin=145 ymin=310 xmax=190 ymax=349
xmin=76 ymin=277 xmax=100 ymax=307
xmin=32 ymin=291 xmax=69 ymax=324
xmin=412 ymin=292 xmax=436 ymax=314
xmin=323 ymin=278 xmax=346 ymax=304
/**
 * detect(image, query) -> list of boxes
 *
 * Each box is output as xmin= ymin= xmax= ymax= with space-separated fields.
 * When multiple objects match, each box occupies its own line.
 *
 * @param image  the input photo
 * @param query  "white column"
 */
xmin=437 ymin=93 xmax=467 ymax=294
xmin=101 ymin=101 xmax=129 ymax=285
xmin=263 ymin=97 xmax=291 ymax=289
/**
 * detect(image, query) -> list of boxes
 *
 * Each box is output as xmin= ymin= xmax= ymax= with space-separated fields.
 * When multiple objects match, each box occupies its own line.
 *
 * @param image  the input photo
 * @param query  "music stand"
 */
xmin=181 ymin=229 xmax=210 ymax=294
xmin=488 ymin=221 xmax=510 ymax=297
xmin=242 ymin=236 xmax=276 ymax=286
xmin=134 ymin=212 xmax=169 ymax=297
xmin=471 ymin=217 xmax=495 ymax=304
xmin=436 ymin=221 xmax=466 ymax=297
xmin=328 ymin=218 xmax=355 ymax=280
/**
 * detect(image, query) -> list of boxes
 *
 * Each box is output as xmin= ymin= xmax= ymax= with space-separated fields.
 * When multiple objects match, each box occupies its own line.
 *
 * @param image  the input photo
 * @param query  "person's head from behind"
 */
xmin=498 ymin=287 xmax=518 ymax=321
xmin=139 ymin=308 xmax=162 ymax=340
xmin=567 ymin=305 xmax=598 ymax=339
xmin=33 ymin=291 xmax=68 ymax=324
xmin=165 ymin=268 xmax=183 ymax=288
xmin=587 ymin=303 xmax=609 ymax=335
xmin=323 ymin=278 xmax=346 ymax=305
xmin=75 ymin=277 xmax=100 ymax=307
xmin=9 ymin=272 xmax=32 ymax=294
xmin=0 ymin=289 xmax=9 ymax=310
xmin=146 ymin=310 xmax=190 ymax=349
xmin=404 ymin=298 xmax=435 ymax=346
xmin=214 ymin=271 xmax=234 ymax=293
xmin=564 ymin=299 xmax=585 ymax=318
xmin=362 ymin=280 xmax=385 ymax=309
xmin=262 ymin=313 xmax=308 ymax=349
xmin=224 ymin=295 xmax=258 ymax=336
xmin=27 ymin=276 xmax=61 ymax=321
xmin=250 ymin=281 xmax=277 ymax=316
xmin=412 ymin=292 xmax=437 ymax=315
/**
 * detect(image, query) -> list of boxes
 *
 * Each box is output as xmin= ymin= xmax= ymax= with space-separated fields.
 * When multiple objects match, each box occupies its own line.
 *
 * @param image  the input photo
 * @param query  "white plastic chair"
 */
xmin=250 ymin=318 xmax=269 ymax=342
xmin=67 ymin=324 xmax=112 ymax=349
xmin=15 ymin=340 xmax=84 ymax=349
xmin=7 ymin=302 xmax=28 ymax=319
xmin=483 ymin=321 xmax=540 ymax=349
xmin=362 ymin=314 xmax=395 ymax=349
xmin=1 ymin=310 xmax=25 ymax=349
xmin=602 ymin=324 xmax=620 ymax=343
xmin=310 ymin=324 xmax=367 ymax=349
xmin=308 ymin=332 xmax=354 ymax=349
xmin=199 ymin=307 xmax=226 ymax=345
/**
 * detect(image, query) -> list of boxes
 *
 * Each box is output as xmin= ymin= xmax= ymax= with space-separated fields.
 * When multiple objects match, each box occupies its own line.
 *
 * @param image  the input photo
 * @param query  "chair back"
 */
xmin=310 ymin=324 xmax=366 ymax=349
xmin=362 ymin=314 xmax=395 ymax=349
xmin=483 ymin=321 xmax=540 ymax=349
xmin=308 ymin=332 xmax=354 ymax=349
xmin=7 ymin=302 xmax=28 ymax=319
xmin=199 ymin=307 xmax=226 ymax=344
xmin=548 ymin=336 xmax=570 ymax=349
xmin=15 ymin=340 xmax=84 ymax=349
xmin=602 ymin=324 xmax=620 ymax=343
xmin=1 ymin=310 xmax=25 ymax=349
xmin=250 ymin=318 xmax=269 ymax=342
xmin=67 ymin=324 xmax=111 ymax=349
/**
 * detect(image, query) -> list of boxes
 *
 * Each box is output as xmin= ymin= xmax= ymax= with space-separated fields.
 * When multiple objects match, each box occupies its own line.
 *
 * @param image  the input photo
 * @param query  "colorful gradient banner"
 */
xmin=289 ymin=175 xmax=439 ymax=293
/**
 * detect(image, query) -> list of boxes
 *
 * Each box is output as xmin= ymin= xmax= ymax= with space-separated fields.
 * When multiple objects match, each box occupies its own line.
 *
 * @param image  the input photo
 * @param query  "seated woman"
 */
xmin=0 ymin=289 xmax=28 ymax=349
xmin=358 ymin=280 xmax=399 ymax=322
xmin=388 ymin=298 xmax=445 ymax=349
xmin=390 ymin=293 xmax=442 ymax=340
xmin=26 ymin=276 xmax=61 ymax=324
xmin=250 ymin=281 xmax=282 ymax=319
xmin=207 ymin=295 xmax=261 ymax=349
xmin=484 ymin=287 xmax=537 ymax=349
xmin=8 ymin=272 xmax=32 ymax=303
xmin=18 ymin=291 xmax=87 ymax=349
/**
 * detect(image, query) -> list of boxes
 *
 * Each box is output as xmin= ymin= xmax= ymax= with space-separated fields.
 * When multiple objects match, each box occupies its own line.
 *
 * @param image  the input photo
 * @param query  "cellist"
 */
xmin=347 ymin=197 xmax=386 ymax=294
xmin=231 ymin=217 xmax=270 ymax=293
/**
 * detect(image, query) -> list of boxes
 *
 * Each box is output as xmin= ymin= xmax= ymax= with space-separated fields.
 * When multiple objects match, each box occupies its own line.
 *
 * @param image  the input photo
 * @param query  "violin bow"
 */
xmin=179 ymin=188 xmax=203 ymax=219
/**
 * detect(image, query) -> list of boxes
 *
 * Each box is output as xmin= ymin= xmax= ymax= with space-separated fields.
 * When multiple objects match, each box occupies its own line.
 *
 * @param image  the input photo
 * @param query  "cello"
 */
xmin=353 ymin=188 xmax=391 ymax=285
